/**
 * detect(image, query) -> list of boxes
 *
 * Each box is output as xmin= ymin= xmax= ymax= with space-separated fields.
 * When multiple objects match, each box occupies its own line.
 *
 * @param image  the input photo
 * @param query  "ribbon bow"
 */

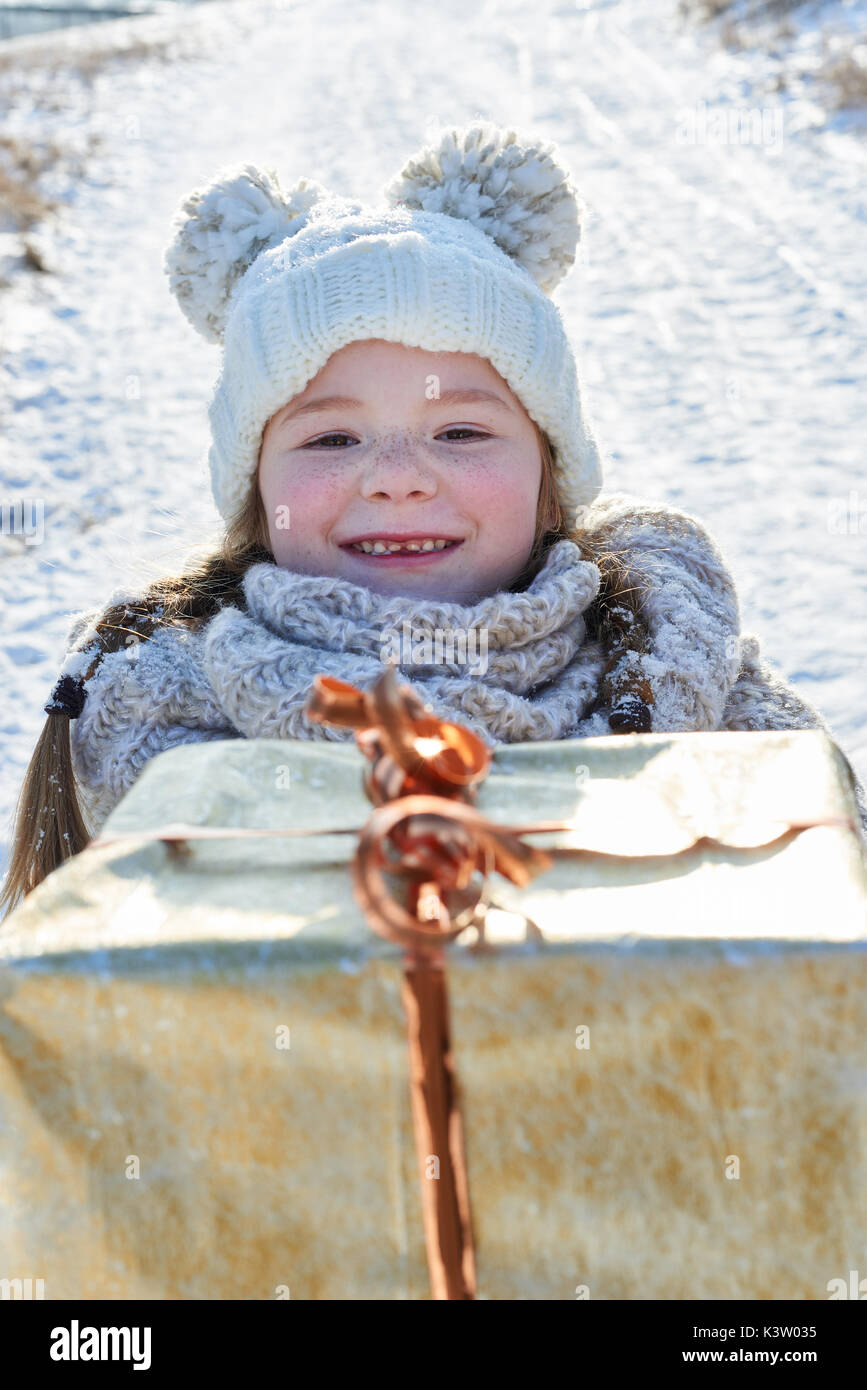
xmin=305 ymin=667 xmax=553 ymax=951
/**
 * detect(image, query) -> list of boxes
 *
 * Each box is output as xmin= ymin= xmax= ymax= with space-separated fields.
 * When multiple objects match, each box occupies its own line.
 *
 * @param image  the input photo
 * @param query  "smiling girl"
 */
xmin=3 ymin=121 xmax=864 ymax=915
xmin=257 ymin=338 xmax=547 ymax=602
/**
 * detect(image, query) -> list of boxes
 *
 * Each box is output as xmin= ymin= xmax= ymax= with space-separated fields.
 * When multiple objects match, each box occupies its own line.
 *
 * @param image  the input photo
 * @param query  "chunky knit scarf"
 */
xmin=208 ymin=539 xmax=608 ymax=744
xmin=56 ymin=493 xmax=866 ymax=838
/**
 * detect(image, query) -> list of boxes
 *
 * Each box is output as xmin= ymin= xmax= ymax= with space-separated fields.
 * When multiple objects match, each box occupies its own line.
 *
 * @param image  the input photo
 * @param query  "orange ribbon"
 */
xmin=306 ymin=667 xmax=497 ymax=1299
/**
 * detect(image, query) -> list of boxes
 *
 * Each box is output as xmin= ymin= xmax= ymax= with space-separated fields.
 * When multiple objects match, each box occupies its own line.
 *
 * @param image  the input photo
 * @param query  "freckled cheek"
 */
xmin=261 ymin=459 xmax=351 ymax=545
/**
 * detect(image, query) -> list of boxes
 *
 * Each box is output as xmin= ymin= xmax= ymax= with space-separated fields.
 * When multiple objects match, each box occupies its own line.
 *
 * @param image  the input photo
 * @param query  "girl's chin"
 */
xmin=270 ymin=544 xmax=496 ymax=601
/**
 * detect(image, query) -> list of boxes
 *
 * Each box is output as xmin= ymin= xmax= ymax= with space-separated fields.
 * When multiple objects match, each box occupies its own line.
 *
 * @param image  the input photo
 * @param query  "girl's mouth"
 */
xmin=340 ymin=537 xmax=463 ymax=566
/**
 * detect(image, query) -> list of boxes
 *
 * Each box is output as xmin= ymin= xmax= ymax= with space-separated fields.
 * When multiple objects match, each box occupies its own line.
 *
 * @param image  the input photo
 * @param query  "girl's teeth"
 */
xmin=351 ymin=538 xmax=454 ymax=554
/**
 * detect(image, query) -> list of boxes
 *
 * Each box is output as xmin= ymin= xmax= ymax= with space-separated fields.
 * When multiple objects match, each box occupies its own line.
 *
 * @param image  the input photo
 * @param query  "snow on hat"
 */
xmin=163 ymin=121 xmax=604 ymax=525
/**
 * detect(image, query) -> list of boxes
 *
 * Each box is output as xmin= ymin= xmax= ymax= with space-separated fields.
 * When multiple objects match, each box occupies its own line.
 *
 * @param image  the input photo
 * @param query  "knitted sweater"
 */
xmin=58 ymin=492 xmax=867 ymax=842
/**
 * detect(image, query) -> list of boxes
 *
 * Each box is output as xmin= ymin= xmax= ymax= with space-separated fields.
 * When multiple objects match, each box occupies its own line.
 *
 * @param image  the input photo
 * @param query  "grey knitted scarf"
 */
xmin=58 ymin=492 xmax=866 ymax=837
xmin=207 ymin=538 xmax=607 ymax=744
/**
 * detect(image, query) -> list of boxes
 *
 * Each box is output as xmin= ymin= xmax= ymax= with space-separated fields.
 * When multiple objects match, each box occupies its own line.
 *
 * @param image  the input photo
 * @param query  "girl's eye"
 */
xmin=438 ymin=428 xmax=491 ymax=441
xmin=302 ymin=432 xmax=357 ymax=448
xmin=301 ymin=427 xmax=492 ymax=448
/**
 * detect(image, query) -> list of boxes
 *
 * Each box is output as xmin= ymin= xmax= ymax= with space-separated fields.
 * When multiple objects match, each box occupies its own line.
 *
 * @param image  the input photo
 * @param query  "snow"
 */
xmin=1 ymin=0 xmax=866 ymax=881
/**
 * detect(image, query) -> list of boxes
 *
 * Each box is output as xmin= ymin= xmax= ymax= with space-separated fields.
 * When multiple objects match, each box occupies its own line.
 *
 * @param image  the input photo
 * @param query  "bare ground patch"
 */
xmin=0 ymin=19 xmax=210 ymax=289
xmin=677 ymin=0 xmax=867 ymax=117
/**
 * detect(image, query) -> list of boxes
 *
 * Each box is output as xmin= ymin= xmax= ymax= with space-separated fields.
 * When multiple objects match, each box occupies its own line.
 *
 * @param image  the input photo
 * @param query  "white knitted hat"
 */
xmin=163 ymin=121 xmax=604 ymax=525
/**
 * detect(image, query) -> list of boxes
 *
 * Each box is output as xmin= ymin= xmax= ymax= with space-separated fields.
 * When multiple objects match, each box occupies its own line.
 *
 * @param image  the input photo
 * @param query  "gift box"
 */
xmin=1 ymin=704 xmax=866 ymax=1300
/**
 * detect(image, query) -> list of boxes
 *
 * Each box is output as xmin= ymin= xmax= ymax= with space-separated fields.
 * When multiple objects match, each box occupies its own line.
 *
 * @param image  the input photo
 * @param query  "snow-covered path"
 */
xmin=1 ymin=0 xmax=865 ymax=871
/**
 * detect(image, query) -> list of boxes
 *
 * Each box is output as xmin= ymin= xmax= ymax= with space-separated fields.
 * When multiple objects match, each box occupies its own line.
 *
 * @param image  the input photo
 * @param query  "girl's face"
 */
xmin=257 ymin=339 xmax=543 ymax=602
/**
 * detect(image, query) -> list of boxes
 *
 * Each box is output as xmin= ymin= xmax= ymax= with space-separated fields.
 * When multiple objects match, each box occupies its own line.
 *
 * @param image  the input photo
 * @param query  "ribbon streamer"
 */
xmin=306 ymin=669 xmax=492 ymax=1299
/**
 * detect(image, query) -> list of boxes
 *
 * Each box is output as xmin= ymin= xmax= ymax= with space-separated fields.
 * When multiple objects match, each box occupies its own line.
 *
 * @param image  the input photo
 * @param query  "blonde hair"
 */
xmin=0 ymin=430 xmax=646 ymax=919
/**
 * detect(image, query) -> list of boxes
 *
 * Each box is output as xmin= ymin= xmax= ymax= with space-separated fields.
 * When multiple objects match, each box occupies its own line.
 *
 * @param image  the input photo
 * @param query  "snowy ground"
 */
xmin=1 ymin=0 xmax=865 ymax=879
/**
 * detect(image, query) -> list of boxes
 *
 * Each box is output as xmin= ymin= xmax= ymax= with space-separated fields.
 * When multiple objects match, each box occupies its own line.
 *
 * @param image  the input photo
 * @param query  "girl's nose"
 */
xmin=358 ymin=441 xmax=438 ymax=503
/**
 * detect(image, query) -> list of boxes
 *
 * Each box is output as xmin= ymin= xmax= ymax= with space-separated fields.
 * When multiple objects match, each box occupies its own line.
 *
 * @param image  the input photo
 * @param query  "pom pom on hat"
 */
xmin=163 ymin=164 xmax=329 ymax=343
xmin=382 ymin=121 xmax=584 ymax=294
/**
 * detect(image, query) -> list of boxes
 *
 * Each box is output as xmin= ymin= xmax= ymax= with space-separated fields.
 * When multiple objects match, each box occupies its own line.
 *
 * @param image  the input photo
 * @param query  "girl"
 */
xmin=3 ymin=121 xmax=865 ymax=917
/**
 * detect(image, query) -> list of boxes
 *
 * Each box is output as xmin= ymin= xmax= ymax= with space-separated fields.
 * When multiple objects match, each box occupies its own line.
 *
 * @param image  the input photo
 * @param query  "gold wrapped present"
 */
xmin=1 ymin=676 xmax=866 ymax=1300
